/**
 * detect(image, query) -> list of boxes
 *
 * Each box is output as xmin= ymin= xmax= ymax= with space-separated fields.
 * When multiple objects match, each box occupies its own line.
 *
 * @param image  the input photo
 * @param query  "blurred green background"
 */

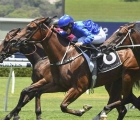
xmin=65 ymin=0 xmax=140 ymax=22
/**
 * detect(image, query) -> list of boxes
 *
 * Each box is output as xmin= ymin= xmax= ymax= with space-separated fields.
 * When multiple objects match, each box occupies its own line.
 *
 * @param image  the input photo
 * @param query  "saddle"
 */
xmin=80 ymin=46 xmax=122 ymax=88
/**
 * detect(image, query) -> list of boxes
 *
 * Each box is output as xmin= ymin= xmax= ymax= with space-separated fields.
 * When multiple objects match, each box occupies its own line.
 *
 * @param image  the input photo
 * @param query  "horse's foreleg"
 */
xmin=93 ymin=79 xmax=125 ymax=120
xmin=40 ymin=84 xmax=92 ymax=116
xmin=2 ymin=78 xmax=47 ymax=120
xmin=35 ymin=94 xmax=42 ymax=120
xmin=2 ymin=87 xmax=36 ymax=120
xmin=60 ymin=88 xmax=92 ymax=116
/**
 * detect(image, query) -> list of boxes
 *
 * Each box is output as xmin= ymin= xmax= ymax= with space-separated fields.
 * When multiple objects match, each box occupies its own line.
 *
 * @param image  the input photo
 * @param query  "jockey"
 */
xmin=55 ymin=28 xmax=77 ymax=42
xmin=57 ymin=14 xmax=106 ymax=58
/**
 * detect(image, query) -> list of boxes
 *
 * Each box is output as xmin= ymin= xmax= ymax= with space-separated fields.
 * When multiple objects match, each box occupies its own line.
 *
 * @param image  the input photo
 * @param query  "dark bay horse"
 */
xmin=0 ymin=28 xmax=51 ymax=120
xmin=5 ymin=17 xmax=140 ymax=120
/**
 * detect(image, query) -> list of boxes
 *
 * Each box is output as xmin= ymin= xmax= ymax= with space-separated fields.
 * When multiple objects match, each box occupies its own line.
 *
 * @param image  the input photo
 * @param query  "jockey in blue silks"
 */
xmin=57 ymin=14 xmax=106 ymax=58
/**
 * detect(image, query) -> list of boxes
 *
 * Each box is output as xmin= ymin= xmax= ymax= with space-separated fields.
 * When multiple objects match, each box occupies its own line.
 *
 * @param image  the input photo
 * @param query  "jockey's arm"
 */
xmin=80 ymin=28 xmax=94 ymax=44
xmin=55 ymin=27 xmax=76 ymax=41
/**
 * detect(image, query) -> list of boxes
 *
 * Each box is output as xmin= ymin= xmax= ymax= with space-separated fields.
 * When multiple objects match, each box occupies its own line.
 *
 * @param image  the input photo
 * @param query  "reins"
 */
xmin=27 ymin=22 xmax=54 ymax=44
xmin=50 ymin=41 xmax=87 ymax=66
xmin=23 ymin=44 xmax=37 ymax=56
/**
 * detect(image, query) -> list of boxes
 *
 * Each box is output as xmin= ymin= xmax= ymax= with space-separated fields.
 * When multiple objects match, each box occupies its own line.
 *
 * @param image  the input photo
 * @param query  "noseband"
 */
xmin=1 ymin=30 xmax=21 ymax=59
xmin=2 ymin=30 xmax=38 ymax=57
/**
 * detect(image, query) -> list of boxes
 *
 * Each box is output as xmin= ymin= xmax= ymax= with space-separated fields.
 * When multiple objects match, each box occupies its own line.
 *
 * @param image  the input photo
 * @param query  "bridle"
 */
xmin=25 ymin=20 xmax=54 ymax=44
xmin=114 ymin=25 xmax=140 ymax=50
xmin=4 ymin=19 xmax=54 ymax=56
xmin=1 ymin=29 xmax=38 ymax=59
xmin=0 ymin=29 xmax=21 ymax=59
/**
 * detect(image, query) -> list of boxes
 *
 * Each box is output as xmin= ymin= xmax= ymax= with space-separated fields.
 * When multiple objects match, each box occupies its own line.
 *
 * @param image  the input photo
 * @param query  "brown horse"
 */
xmin=100 ymin=22 xmax=140 ymax=66
xmin=1 ymin=28 xmax=134 ymax=120
xmin=98 ymin=22 xmax=140 ymax=119
xmin=4 ymin=17 xmax=140 ymax=120
xmin=0 ymin=28 xmax=121 ymax=120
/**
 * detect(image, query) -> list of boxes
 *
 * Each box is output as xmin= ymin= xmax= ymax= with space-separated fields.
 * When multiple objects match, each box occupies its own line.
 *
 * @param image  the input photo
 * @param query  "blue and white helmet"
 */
xmin=58 ymin=14 xmax=74 ymax=28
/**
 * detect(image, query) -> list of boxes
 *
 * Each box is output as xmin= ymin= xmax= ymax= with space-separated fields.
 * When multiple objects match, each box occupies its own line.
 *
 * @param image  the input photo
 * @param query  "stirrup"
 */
xmin=96 ymin=52 xmax=103 ymax=58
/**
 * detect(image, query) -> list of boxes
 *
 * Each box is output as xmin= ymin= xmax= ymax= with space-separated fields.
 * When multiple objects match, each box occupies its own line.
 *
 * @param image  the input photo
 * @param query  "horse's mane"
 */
xmin=8 ymin=28 xmax=21 ymax=37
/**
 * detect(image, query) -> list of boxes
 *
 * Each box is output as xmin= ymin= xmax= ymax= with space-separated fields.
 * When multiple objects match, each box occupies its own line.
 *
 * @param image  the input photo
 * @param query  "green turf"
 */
xmin=0 ymin=77 xmax=140 ymax=120
xmin=65 ymin=0 xmax=140 ymax=22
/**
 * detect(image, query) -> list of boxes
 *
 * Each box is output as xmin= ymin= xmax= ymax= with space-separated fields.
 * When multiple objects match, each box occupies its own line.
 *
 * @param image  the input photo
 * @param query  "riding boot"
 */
xmin=90 ymin=44 xmax=103 ymax=58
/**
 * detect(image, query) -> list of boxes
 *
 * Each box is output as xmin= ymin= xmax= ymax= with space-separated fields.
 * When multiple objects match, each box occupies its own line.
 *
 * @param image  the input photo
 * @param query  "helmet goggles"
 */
xmin=60 ymin=25 xmax=69 ymax=31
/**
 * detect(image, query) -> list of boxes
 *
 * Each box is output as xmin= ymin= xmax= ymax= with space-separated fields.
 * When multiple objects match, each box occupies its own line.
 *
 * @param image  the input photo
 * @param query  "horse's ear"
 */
xmin=4 ymin=28 xmax=21 ymax=41
xmin=52 ymin=15 xmax=57 ymax=19
xmin=131 ymin=29 xmax=135 ymax=33
xmin=45 ymin=16 xmax=59 ymax=27
xmin=134 ymin=22 xmax=140 ymax=33
xmin=130 ymin=23 xmax=135 ymax=27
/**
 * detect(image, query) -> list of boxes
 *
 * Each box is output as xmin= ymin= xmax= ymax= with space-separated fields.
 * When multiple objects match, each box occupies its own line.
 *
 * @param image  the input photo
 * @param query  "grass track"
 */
xmin=65 ymin=0 xmax=140 ymax=22
xmin=0 ymin=77 xmax=140 ymax=119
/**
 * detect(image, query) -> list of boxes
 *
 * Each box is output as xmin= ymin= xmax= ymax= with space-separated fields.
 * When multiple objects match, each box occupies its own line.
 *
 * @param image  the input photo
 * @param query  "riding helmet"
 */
xmin=58 ymin=14 xmax=74 ymax=27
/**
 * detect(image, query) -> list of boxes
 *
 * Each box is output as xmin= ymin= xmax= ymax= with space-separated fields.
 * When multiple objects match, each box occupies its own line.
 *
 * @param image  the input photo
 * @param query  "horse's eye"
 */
xmin=28 ymin=26 xmax=35 ymax=31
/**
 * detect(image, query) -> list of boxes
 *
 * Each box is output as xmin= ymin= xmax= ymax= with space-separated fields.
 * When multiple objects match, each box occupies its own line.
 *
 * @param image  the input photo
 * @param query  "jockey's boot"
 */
xmin=90 ymin=44 xmax=103 ymax=58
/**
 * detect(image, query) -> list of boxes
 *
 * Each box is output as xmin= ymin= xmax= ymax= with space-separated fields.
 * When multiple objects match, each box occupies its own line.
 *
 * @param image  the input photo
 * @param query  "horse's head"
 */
xmin=100 ymin=22 xmax=140 ymax=54
xmin=0 ymin=28 xmax=22 ymax=62
xmin=0 ymin=27 xmax=44 ymax=63
xmin=9 ymin=17 xmax=73 ymax=64
xmin=9 ymin=17 xmax=56 ymax=45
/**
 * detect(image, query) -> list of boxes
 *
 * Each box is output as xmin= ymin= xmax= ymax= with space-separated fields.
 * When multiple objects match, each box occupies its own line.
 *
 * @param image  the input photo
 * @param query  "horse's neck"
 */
xmin=23 ymin=46 xmax=47 ymax=66
xmin=41 ymin=34 xmax=70 ymax=63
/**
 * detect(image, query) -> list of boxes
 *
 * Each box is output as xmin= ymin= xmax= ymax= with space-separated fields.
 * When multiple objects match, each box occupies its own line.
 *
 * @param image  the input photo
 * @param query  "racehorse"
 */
xmin=97 ymin=22 xmax=140 ymax=119
xmin=4 ymin=17 xmax=140 ymax=120
xmin=100 ymin=22 xmax=140 ymax=66
xmin=0 ymin=28 xmax=130 ymax=120
xmin=0 ymin=28 xmax=50 ymax=120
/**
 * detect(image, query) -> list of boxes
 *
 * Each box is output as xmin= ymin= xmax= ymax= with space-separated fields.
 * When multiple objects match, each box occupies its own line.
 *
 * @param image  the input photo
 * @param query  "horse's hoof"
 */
xmin=99 ymin=117 xmax=107 ymax=120
xmin=117 ymin=107 xmax=127 ymax=120
xmin=78 ymin=104 xmax=92 ymax=116
xmin=100 ymin=112 xmax=107 ymax=118
xmin=13 ymin=116 xmax=20 ymax=120
xmin=37 ymin=118 xmax=42 ymax=120
xmin=93 ymin=110 xmax=107 ymax=120
xmin=83 ymin=104 xmax=92 ymax=111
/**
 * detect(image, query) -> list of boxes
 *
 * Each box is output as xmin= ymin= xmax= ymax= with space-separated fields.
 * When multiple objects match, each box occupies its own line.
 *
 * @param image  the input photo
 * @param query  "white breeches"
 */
xmin=78 ymin=27 xmax=106 ymax=45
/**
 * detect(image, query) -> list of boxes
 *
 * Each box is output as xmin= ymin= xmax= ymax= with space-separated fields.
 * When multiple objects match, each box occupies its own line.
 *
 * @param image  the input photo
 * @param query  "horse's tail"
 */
xmin=133 ymin=80 xmax=140 ymax=90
